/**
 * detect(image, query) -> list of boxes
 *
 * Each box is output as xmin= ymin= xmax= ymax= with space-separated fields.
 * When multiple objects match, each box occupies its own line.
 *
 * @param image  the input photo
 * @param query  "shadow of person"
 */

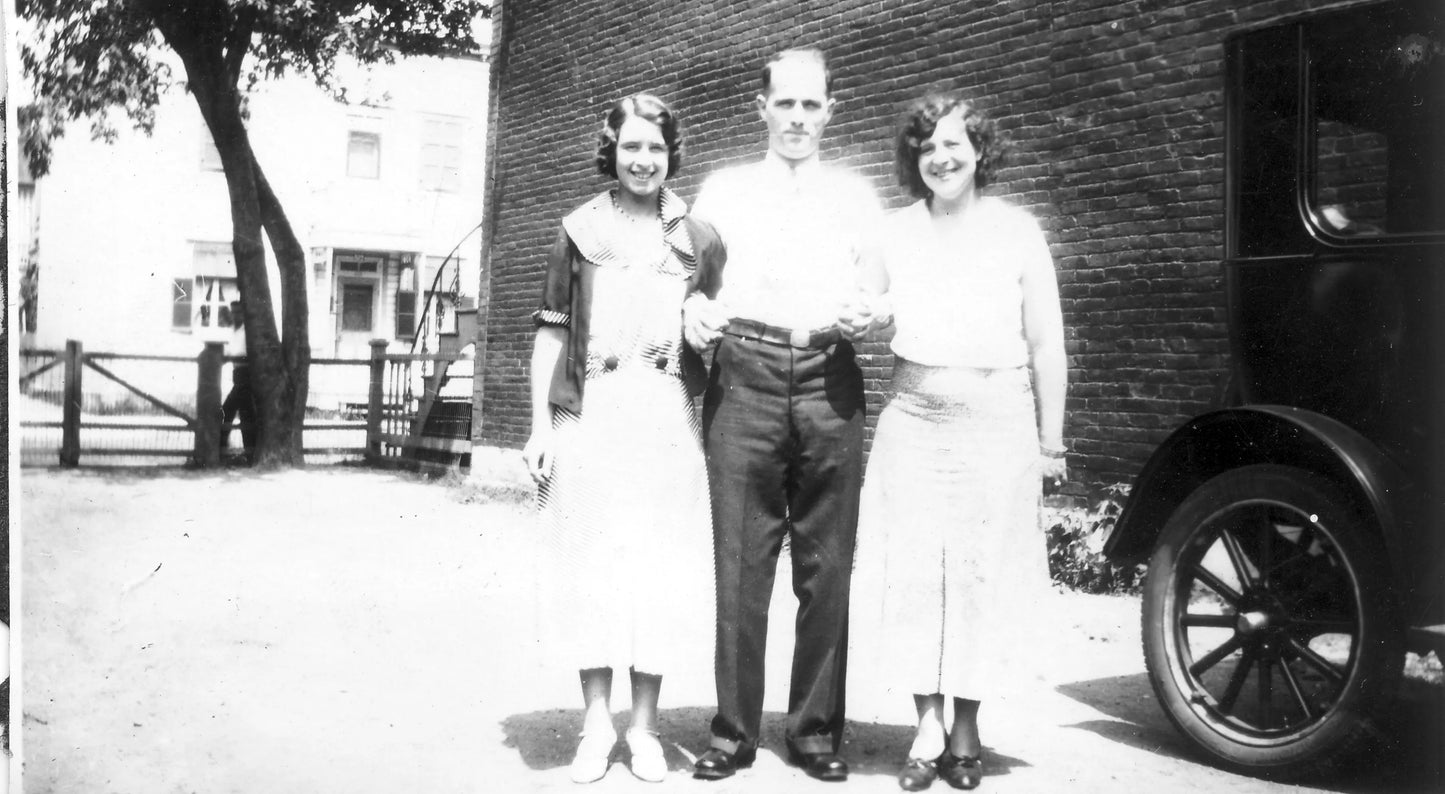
xmin=843 ymin=718 xmax=1030 ymax=778
xmin=1057 ymin=671 xmax=1445 ymax=793
xmin=500 ymin=706 xmax=1033 ymax=779
xmin=501 ymin=705 xmax=715 ymax=773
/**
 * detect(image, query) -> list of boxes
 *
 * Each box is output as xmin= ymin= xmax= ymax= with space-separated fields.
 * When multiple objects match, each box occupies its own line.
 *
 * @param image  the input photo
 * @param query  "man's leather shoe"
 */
xmin=786 ymin=744 xmax=849 ymax=782
xmin=693 ymin=745 xmax=756 ymax=780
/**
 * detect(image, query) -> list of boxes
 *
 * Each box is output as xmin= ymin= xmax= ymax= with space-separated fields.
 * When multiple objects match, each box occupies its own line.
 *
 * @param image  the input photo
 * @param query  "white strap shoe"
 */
xmin=569 ymin=727 xmax=617 ymax=784
xmin=625 ymin=727 xmax=667 ymax=783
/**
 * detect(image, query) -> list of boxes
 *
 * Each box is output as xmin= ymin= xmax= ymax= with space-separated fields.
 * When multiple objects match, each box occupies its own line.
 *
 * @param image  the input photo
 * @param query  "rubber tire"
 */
xmin=1140 ymin=464 xmax=1403 ymax=779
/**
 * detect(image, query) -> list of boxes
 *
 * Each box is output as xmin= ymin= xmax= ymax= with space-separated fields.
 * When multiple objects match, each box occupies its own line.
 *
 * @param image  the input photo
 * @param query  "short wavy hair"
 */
xmin=596 ymin=93 xmax=683 ymax=179
xmin=895 ymin=92 xmax=1006 ymax=198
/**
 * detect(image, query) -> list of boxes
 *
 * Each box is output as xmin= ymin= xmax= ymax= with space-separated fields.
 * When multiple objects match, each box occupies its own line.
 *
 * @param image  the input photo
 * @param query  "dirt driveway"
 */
xmin=16 ymin=456 xmax=1443 ymax=793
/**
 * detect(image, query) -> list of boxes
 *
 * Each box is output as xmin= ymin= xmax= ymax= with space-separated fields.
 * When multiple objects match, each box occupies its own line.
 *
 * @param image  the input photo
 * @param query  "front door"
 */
xmin=334 ymin=251 xmax=386 ymax=358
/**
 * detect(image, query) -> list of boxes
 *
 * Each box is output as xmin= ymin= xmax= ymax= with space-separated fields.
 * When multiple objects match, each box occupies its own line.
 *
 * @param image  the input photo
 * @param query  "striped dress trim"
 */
xmin=560 ymin=187 xmax=697 ymax=275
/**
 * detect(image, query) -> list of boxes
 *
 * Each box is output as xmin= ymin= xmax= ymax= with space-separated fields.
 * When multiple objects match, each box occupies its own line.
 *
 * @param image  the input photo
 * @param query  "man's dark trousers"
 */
xmin=702 ymin=333 xmax=865 ymax=755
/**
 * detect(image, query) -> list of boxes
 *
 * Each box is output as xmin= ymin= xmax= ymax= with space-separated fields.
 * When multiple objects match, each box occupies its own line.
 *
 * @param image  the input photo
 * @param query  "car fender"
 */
xmin=1103 ymin=406 xmax=1407 ymax=580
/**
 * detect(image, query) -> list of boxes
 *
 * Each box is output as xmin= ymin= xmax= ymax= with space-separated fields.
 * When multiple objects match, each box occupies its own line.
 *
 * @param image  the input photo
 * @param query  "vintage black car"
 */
xmin=1103 ymin=0 xmax=1443 ymax=779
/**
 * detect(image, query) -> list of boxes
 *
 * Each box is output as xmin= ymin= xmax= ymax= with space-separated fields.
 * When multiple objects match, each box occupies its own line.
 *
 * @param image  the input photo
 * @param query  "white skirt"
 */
xmin=535 ymin=367 xmax=714 ymax=683
xmin=850 ymin=360 xmax=1051 ymax=714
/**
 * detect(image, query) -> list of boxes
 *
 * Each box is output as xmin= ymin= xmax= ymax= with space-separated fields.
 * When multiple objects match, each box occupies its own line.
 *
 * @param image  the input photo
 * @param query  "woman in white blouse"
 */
xmin=852 ymin=92 xmax=1067 ymax=791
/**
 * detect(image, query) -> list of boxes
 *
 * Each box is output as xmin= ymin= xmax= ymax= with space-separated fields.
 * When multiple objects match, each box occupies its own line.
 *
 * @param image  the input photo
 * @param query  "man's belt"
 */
xmin=723 ymin=318 xmax=843 ymax=350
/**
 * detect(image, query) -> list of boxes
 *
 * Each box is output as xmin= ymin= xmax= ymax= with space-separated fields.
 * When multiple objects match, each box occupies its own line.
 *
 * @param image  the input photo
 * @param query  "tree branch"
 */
xmin=223 ymin=6 xmax=256 ymax=89
xmin=253 ymin=160 xmax=310 ymax=363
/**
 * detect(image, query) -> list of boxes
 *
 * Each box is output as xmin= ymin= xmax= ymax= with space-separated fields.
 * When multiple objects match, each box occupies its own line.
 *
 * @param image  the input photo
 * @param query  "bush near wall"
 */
xmin=475 ymin=0 xmax=1364 ymax=494
xmin=1045 ymin=484 xmax=1144 ymax=594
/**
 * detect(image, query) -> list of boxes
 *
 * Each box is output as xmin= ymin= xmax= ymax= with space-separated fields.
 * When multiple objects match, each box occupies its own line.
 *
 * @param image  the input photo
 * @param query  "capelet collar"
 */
xmin=560 ymin=187 xmax=697 ymax=272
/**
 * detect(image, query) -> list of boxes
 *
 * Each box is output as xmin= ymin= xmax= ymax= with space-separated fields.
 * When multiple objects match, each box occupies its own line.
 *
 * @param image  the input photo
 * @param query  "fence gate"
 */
xmin=20 ymin=339 xmax=464 ymax=469
xmin=19 ymin=341 xmax=202 ymax=466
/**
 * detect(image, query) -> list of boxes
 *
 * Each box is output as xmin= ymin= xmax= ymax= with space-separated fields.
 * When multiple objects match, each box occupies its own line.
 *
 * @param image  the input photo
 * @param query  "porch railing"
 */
xmin=366 ymin=339 xmax=475 ymax=472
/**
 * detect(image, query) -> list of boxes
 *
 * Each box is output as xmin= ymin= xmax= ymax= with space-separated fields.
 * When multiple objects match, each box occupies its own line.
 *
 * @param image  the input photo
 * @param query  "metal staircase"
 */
xmin=400 ymin=243 xmax=479 ymax=470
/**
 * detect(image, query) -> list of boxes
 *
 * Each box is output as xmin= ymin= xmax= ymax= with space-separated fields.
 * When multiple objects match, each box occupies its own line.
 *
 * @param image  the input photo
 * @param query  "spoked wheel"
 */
xmin=1141 ymin=464 xmax=1403 ymax=779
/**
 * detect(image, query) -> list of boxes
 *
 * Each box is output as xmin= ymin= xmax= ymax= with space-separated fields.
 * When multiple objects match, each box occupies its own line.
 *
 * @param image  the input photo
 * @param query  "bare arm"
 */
xmin=523 ymin=325 xmax=566 ymax=483
xmin=839 ymin=184 xmax=892 ymax=339
xmin=683 ymin=177 xmax=731 ymax=350
xmin=1021 ymin=228 xmax=1067 ymax=480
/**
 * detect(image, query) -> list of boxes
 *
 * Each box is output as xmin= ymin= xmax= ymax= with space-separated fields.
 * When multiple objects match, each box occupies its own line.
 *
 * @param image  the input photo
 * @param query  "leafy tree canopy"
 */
xmin=20 ymin=0 xmax=490 ymax=175
xmin=19 ymin=0 xmax=490 ymax=468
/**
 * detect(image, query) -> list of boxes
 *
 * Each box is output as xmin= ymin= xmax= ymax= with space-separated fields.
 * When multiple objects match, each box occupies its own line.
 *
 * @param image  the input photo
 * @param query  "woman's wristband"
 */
xmin=1040 ymin=443 xmax=1067 ymax=459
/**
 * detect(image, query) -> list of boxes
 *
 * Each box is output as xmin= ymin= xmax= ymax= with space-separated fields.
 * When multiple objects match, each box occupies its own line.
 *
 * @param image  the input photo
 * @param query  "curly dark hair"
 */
xmin=895 ymin=92 xmax=1006 ymax=198
xmin=596 ymin=93 xmax=683 ymax=179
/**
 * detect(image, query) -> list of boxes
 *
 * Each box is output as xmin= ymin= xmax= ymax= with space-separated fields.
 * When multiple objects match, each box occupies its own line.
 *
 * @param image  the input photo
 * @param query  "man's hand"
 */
xmin=836 ymin=294 xmax=875 ymax=342
xmin=684 ymin=294 xmax=730 ymax=351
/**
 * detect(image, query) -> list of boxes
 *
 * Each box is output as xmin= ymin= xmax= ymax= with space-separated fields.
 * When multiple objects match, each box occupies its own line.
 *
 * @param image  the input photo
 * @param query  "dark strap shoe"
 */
xmin=786 ymin=744 xmax=849 ymax=782
xmin=899 ymin=756 xmax=940 ymax=790
xmin=937 ymin=751 xmax=983 ymax=790
xmin=693 ymin=745 xmax=756 ymax=780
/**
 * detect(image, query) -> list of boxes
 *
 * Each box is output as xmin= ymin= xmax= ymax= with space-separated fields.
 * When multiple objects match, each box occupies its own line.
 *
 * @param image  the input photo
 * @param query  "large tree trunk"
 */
xmin=155 ymin=8 xmax=307 ymax=467
xmin=254 ymin=164 xmax=311 ymax=465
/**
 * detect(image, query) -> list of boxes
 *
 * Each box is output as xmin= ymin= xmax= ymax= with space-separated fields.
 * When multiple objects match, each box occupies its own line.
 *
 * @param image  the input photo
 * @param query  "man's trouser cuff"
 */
xmin=709 ymin=736 xmax=745 ymax=753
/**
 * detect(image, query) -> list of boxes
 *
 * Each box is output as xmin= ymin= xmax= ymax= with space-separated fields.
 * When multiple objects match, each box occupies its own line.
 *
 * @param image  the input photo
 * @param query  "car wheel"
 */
xmin=1141 ymin=464 xmax=1403 ymax=778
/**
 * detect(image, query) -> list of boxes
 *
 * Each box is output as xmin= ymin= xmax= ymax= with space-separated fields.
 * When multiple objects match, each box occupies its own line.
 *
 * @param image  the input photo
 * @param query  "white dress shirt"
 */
xmin=692 ymin=153 xmax=884 ymax=331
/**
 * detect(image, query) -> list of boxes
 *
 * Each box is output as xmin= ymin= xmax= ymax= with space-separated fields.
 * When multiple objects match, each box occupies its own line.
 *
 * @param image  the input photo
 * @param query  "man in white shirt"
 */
xmin=686 ymin=47 xmax=884 ymax=783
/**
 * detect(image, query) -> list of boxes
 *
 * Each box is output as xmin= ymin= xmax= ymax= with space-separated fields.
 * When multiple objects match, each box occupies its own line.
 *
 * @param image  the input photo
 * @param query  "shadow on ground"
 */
xmin=501 ymin=707 xmax=1029 ymax=779
xmin=501 ymin=706 xmax=716 ymax=774
xmin=1058 ymin=672 xmax=1445 ymax=794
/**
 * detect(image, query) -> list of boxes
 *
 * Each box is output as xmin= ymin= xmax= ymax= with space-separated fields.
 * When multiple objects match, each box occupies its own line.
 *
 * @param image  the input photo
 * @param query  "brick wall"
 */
xmin=473 ymin=0 xmax=1366 ymax=491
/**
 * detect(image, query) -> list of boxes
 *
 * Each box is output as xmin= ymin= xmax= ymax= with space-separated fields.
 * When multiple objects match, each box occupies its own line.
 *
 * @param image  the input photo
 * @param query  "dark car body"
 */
xmin=1102 ymin=0 xmax=1443 ymax=776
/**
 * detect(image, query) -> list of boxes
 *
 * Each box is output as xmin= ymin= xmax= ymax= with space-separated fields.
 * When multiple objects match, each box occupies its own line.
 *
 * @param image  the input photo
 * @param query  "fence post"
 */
xmin=366 ymin=339 xmax=389 ymax=462
xmin=59 ymin=339 xmax=83 ymax=467
xmin=194 ymin=341 xmax=225 ymax=468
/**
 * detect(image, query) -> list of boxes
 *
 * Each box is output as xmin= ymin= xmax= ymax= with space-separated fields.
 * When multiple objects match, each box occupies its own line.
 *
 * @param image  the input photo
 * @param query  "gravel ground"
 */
xmin=15 ymin=452 xmax=1443 ymax=793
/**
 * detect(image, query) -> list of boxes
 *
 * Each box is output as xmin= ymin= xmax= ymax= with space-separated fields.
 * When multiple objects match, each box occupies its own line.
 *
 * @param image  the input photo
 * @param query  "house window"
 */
xmin=341 ymin=283 xmax=375 ymax=331
xmin=395 ymin=260 xmax=418 ymax=340
xmin=424 ymin=255 xmax=459 ymax=294
xmin=425 ymin=255 xmax=460 ymax=335
xmin=199 ymin=125 xmax=223 ymax=171
xmin=172 ymin=278 xmax=193 ymax=329
xmin=396 ymin=292 xmax=417 ymax=339
xmin=176 ymin=242 xmax=241 ymax=333
xmin=338 ymin=257 xmax=379 ymax=274
xmin=194 ymin=276 xmax=239 ymax=329
xmin=420 ymin=119 xmax=463 ymax=192
xmin=347 ymin=132 xmax=381 ymax=179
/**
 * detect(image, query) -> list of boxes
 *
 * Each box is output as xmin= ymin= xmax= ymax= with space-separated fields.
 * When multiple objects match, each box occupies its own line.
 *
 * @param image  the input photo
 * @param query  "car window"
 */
xmin=1307 ymin=3 xmax=1443 ymax=238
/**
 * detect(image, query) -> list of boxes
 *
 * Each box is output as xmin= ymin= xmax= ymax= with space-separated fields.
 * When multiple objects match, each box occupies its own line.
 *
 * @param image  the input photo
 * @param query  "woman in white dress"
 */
xmin=522 ymin=94 xmax=724 ymax=784
xmin=854 ymin=92 xmax=1068 ymax=791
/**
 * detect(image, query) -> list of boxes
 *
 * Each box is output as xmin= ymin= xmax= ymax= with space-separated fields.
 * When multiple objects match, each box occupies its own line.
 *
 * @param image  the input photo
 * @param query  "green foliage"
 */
xmin=1045 ymin=484 xmax=1145 ymax=594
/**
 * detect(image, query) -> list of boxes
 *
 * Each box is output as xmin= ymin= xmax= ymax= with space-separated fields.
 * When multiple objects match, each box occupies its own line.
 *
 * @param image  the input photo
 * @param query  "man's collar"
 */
xmin=762 ymin=150 xmax=823 ymax=179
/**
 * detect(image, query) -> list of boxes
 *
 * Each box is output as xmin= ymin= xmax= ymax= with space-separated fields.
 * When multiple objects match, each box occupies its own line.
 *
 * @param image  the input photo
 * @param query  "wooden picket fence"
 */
xmin=17 ymin=339 xmax=473 ymax=470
